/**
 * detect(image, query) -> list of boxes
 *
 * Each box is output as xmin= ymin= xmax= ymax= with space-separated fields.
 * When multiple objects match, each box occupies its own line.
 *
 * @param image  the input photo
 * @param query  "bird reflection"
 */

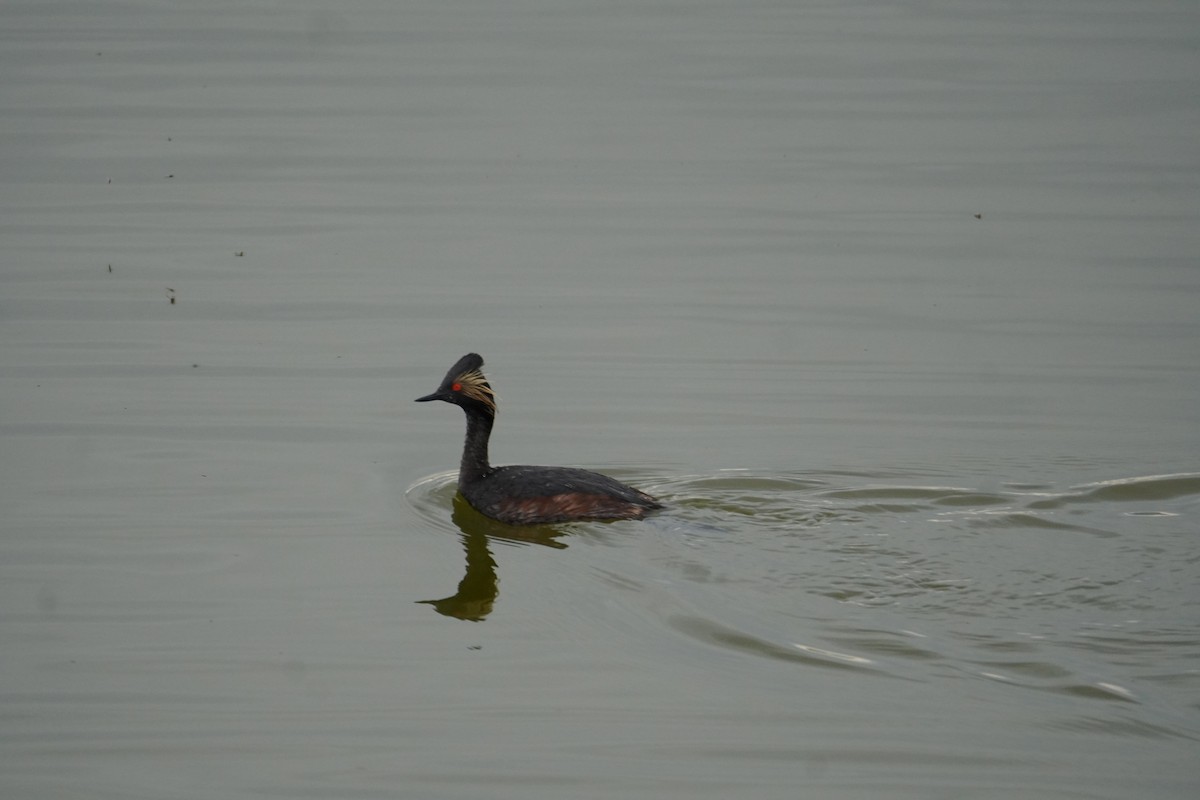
xmin=418 ymin=493 xmax=568 ymax=621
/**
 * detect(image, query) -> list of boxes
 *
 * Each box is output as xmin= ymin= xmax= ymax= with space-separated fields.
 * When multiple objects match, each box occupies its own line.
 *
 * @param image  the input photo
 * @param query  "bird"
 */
xmin=416 ymin=353 xmax=662 ymax=525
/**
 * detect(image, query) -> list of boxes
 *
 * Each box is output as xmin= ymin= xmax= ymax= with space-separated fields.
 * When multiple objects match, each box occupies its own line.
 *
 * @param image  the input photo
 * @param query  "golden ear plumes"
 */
xmin=455 ymin=368 xmax=496 ymax=413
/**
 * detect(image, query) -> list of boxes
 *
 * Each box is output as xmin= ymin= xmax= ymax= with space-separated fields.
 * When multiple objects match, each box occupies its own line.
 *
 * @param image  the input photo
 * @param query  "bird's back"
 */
xmin=462 ymin=464 xmax=661 ymax=525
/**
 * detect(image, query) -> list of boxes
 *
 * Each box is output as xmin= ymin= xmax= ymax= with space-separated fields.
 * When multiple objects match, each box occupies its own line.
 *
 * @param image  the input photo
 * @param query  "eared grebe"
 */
xmin=416 ymin=353 xmax=662 ymax=525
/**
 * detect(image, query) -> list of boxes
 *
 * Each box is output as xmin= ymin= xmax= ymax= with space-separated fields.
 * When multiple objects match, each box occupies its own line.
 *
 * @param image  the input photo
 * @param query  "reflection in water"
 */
xmin=418 ymin=494 xmax=568 ymax=621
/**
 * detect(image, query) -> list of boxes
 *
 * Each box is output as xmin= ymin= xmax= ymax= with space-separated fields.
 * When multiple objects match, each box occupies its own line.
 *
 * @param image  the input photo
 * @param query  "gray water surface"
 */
xmin=3 ymin=1 xmax=1199 ymax=798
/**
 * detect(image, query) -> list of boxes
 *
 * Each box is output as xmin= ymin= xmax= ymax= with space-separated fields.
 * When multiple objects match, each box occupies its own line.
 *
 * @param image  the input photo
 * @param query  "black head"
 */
xmin=415 ymin=352 xmax=496 ymax=415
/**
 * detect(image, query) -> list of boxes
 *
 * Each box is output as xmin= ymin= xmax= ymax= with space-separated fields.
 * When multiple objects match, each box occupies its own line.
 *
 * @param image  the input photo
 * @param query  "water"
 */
xmin=3 ymin=0 xmax=1199 ymax=797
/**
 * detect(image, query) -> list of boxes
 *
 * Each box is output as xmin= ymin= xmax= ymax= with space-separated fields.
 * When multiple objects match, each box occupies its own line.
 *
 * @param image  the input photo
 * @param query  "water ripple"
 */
xmin=407 ymin=467 xmax=1200 ymax=735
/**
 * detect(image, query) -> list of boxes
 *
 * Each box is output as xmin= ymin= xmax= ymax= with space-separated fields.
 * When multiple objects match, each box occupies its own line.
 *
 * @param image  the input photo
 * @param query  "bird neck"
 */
xmin=459 ymin=408 xmax=494 ymax=486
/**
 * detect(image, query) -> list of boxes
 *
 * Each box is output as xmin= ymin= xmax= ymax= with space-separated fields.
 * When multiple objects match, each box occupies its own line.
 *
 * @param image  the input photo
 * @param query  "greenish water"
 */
xmin=3 ymin=0 xmax=1199 ymax=798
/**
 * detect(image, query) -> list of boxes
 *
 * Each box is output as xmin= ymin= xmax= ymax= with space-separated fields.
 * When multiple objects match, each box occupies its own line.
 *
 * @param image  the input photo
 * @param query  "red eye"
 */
xmin=451 ymin=382 xmax=462 ymax=392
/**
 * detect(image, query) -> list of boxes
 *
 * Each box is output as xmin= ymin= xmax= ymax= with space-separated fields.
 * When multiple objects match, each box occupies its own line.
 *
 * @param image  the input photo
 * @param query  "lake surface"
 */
xmin=2 ymin=1 xmax=1198 ymax=797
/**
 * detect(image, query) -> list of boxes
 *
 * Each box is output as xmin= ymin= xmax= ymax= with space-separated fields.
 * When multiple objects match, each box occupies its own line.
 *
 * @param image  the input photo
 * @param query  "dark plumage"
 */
xmin=416 ymin=353 xmax=661 ymax=525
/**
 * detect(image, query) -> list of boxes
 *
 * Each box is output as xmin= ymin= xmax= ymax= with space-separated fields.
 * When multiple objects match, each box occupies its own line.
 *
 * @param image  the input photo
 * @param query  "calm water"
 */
xmin=3 ymin=0 xmax=1199 ymax=798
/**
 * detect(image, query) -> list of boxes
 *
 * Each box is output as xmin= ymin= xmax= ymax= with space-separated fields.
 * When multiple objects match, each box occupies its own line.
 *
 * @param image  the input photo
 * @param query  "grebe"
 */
xmin=416 ymin=353 xmax=662 ymax=525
